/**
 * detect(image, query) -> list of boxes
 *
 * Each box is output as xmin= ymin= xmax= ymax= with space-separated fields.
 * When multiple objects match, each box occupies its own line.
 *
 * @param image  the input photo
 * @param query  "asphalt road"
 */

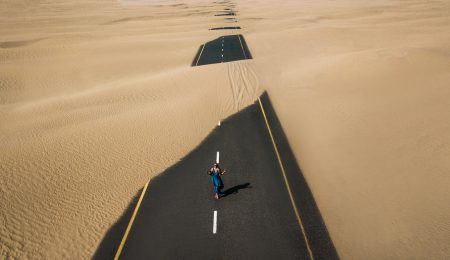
xmin=210 ymin=26 xmax=241 ymax=30
xmin=110 ymin=93 xmax=339 ymax=260
xmin=192 ymin=34 xmax=252 ymax=66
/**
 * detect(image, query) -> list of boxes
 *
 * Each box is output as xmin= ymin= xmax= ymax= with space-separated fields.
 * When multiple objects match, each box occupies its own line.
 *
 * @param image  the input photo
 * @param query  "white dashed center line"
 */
xmin=213 ymin=210 xmax=217 ymax=234
xmin=216 ymin=151 xmax=220 ymax=163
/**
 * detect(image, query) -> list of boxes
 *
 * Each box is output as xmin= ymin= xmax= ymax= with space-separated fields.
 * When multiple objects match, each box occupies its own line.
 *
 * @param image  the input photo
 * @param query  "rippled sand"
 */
xmin=1 ymin=0 xmax=449 ymax=258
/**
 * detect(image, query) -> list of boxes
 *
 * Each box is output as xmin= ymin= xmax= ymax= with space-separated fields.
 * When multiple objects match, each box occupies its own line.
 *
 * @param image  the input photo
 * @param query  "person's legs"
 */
xmin=214 ymin=185 xmax=219 ymax=199
xmin=219 ymin=183 xmax=224 ymax=195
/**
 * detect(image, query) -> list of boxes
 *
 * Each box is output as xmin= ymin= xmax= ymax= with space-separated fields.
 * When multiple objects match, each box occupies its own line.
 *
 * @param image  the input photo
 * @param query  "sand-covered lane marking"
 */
xmin=258 ymin=97 xmax=314 ymax=260
xmin=114 ymin=181 xmax=150 ymax=260
xmin=213 ymin=210 xmax=218 ymax=234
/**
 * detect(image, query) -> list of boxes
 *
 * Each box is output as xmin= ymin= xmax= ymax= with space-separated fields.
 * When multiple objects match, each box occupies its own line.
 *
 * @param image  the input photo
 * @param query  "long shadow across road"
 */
xmin=94 ymin=92 xmax=339 ymax=260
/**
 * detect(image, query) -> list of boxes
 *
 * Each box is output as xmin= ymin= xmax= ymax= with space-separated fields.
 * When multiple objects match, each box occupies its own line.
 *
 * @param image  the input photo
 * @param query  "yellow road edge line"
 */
xmin=237 ymin=35 xmax=247 ymax=59
xmin=258 ymin=97 xmax=314 ymax=260
xmin=195 ymin=44 xmax=206 ymax=66
xmin=114 ymin=181 xmax=150 ymax=260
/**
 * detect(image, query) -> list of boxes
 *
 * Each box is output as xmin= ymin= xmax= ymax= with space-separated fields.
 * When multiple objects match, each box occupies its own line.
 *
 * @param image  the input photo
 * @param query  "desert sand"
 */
xmin=1 ymin=0 xmax=449 ymax=259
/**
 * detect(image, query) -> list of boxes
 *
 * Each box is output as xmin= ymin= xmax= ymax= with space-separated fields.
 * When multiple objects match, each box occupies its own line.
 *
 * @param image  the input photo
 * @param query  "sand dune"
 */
xmin=1 ymin=0 xmax=449 ymax=259
xmin=242 ymin=0 xmax=450 ymax=258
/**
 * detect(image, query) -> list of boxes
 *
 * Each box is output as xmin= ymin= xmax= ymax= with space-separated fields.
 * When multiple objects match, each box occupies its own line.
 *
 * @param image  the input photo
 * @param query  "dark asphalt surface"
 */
xmin=192 ymin=34 xmax=252 ymax=66
xmin=214 ymin=12 xmax=236 ymax=16
xmin=111 ymin=93 xmax=339 ymax=260
xmin=210 ymin=26 xmax=241 ymax=30
xmin=93 ymin=1 xmax=338 ymax=259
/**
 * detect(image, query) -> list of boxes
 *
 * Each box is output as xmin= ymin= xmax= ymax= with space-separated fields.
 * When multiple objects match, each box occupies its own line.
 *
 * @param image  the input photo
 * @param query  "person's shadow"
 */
xmin=220 ymin=182 xmax=251 ymax=198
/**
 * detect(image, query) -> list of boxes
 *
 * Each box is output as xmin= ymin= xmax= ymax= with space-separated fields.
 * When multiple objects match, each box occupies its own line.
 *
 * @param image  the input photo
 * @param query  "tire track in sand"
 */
xmin=226 ymin=61 xmax=260 ymax=111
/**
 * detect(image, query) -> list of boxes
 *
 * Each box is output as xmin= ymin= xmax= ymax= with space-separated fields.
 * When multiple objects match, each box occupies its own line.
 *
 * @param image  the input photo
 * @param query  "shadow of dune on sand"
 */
xmin=102 ymin=16 xmax=154 ymax=25
xmin=0 ymin=38 xmax=45 ymax=48
xmin=92 ymin=187 xmax=143 ymax=260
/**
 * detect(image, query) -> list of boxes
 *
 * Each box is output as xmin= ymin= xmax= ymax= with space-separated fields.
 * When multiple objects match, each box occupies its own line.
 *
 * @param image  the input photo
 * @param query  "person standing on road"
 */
xmin=207 ymin=163 xmax=226 ymax=199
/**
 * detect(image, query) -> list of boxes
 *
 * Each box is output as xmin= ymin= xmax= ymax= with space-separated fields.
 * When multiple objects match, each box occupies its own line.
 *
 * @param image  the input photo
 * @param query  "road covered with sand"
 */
xmin=1 ymin=0 xmax=449 ymax=259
